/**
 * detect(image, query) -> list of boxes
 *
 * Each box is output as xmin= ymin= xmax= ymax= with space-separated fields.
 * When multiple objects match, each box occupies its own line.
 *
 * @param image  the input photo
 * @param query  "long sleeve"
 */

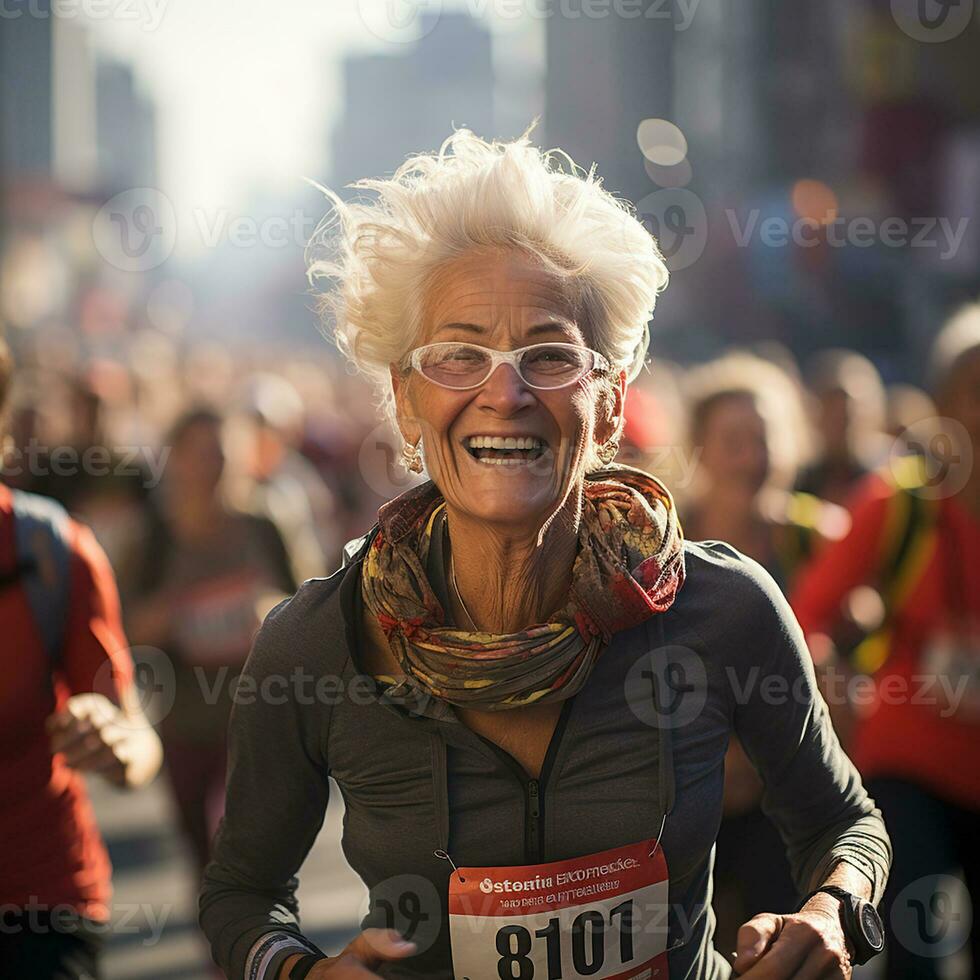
xmin=199 ymin=590 xmax=334 ymax=980
xmin=729 ymin=554 xmax=893 ymax=904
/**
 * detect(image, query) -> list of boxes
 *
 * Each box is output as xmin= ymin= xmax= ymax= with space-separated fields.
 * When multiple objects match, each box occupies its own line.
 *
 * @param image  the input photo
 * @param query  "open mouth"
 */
xmin=463 ymin=435 xmax=547 ymax=466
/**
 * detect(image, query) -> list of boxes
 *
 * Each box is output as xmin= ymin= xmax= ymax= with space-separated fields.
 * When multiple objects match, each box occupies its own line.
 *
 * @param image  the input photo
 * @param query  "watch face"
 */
xmin=861 ymin=904 xmax=885 ymax=950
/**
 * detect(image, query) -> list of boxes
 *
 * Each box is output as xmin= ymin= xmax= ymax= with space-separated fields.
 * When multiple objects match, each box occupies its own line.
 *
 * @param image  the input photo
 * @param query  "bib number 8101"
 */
xmin=495 ymin=899 xmax=634 ymax=979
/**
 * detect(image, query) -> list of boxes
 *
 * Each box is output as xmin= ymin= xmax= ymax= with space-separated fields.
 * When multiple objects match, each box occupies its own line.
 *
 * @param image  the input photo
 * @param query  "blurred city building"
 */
xmin=330 ymin=12 xmax=494 ymax=190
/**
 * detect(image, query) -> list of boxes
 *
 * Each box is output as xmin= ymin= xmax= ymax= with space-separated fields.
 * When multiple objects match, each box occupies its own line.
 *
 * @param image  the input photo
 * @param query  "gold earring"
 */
xmin=596 ymin=437 xmax=620 ymax=466
xmin=401 ymin=439 xmax=424 ymax=474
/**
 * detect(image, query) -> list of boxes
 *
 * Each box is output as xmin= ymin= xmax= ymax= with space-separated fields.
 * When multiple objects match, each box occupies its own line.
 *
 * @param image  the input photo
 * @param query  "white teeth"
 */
xmin=465 ymin=435 xmax=543 ymax=449
xmin=478 ymin=456 xmax=528 ymax=465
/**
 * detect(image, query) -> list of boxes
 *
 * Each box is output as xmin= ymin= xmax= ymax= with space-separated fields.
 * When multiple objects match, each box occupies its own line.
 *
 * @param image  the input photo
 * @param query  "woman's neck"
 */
xmin=444 ymin=496 xmax=581 ymax=633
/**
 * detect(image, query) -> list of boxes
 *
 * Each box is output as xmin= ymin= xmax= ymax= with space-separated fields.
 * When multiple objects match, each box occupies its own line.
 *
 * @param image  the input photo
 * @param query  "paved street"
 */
xmin=87 ymin=774 xmax=364 ymax=980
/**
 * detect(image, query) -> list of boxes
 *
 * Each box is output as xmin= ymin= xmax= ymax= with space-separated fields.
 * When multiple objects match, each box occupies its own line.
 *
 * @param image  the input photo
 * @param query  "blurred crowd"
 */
xmin=1 ymin=301 xmax=977 ymax=977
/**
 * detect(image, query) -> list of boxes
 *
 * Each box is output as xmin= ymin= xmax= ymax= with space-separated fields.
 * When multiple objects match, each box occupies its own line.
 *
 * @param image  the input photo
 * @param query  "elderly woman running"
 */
xmin=200 ymin=129 xmax=891 ymax=980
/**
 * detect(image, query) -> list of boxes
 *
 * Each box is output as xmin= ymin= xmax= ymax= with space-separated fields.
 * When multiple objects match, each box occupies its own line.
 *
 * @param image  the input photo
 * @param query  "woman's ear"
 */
xmin=390 ymin=363 xmax=422 ymax=445
xmin=595 ymin=369 xmax=627 ymax=445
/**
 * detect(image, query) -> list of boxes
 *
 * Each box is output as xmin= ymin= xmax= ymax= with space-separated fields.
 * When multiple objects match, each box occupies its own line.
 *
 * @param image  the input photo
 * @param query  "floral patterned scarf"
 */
xmin=360 ymin=464 xmax=686 ymax=711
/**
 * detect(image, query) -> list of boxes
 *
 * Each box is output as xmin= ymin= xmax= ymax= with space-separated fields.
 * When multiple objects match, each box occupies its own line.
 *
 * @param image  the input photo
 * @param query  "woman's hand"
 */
xmin=732 ymin=894 xmax=853 ymax=979
xmin=280 ymin=930 xmax=417 ymax=978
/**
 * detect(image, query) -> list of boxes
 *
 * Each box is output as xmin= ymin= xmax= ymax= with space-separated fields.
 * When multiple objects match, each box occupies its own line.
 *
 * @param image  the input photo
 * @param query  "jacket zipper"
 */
xmin=526 ymin=779 xmax=542 ymax=863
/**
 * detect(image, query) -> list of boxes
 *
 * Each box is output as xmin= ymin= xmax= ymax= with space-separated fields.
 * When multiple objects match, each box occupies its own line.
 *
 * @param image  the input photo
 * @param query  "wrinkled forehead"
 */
xmin=419 ymin=250 xmax=587 ymax=346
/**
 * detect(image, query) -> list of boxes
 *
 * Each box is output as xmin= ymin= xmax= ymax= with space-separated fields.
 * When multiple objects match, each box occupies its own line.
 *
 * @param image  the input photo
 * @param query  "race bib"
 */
xmin=448 ymin=838 xmax=670 ymax=980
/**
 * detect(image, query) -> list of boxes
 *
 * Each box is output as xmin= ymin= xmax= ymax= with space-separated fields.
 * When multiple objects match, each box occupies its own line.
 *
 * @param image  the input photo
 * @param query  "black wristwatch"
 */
xmin=797 ymin=885 xmax=885 ymax=965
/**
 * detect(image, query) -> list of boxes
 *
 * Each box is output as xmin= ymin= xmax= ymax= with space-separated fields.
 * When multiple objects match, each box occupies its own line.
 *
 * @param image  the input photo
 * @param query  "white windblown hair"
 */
xmin=306 ymin=126 xmax=669 ymax=420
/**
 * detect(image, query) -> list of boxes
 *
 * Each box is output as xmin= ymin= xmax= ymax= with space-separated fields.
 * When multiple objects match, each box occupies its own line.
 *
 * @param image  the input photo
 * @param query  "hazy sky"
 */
xmin=86 ymin=0 xmax=540 ymax=256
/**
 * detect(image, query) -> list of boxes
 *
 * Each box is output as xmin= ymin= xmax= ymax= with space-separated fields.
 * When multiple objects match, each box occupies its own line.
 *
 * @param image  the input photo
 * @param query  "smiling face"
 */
xmin=391 ymin=249 xmax=623 ymax=531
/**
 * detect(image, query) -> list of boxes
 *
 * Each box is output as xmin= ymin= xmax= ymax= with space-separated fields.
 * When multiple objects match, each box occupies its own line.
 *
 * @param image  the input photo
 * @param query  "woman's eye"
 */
xmin=527 ymin=347 xmax=578 ymax=366
xmin=446 ymin=350 xmax=483 ymax=365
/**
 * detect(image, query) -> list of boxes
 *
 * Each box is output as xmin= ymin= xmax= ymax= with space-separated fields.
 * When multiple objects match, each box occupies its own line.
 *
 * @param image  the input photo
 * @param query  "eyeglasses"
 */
xmin=404 ymin=342 xmax=612 ymax=391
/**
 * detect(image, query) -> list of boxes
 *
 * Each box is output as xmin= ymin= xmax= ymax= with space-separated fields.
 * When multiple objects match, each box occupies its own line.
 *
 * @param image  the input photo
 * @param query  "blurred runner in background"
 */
xmin=122 ymin=407 xmax=298 ymax=877
xmin=681 ymin=351 xmax=850 ymax=964
xmin=229 ymin=372 xmax=334 ymax=583
xmin=795 ymin=349 xmax=889 ymax=507
xmin=792 ymin=304 xmax=980 ymax=978
xmin=0 ymin=336 xmax=162 ymax=980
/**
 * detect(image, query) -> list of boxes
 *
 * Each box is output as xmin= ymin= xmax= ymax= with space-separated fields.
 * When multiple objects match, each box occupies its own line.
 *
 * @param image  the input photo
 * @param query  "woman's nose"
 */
xmin=476 ymin=363 xmax=536 ymax=414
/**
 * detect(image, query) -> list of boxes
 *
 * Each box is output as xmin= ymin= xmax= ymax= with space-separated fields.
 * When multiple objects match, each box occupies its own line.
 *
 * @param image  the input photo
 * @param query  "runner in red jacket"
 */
xmin=792 ymin=305 xmax=980 ymax=978
xmin=0 ymin=338 xmax=162 ymax=979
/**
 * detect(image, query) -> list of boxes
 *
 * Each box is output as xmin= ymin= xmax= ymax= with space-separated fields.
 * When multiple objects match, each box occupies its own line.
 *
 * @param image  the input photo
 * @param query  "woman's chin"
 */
xmin=454 ymin=468 xmax=564 ymax=527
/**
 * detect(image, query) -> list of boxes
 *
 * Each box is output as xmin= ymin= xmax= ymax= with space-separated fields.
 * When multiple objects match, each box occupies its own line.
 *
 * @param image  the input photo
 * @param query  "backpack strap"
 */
xmin=774 ymin=491 xmax=824 ymax=578
xmin=10 ymin=489 xmax=72 ymax=669
xmin=850 ymin=464 xmax=940 ymax=675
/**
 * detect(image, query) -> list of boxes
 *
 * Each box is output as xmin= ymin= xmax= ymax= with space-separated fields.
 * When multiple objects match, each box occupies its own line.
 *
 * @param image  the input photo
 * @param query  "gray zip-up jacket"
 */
xmin=199 ymin=530 xmax=891 ymax=980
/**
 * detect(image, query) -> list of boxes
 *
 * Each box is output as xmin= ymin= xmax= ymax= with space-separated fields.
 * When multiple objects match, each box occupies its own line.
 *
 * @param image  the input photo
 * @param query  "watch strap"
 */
xmin=795 ymin=884 xmax=847 ymax=912
xmin=796 ymin=885 xmax=883 ymax=965
xmin=289 ymin=953 xmax=327 ymax=979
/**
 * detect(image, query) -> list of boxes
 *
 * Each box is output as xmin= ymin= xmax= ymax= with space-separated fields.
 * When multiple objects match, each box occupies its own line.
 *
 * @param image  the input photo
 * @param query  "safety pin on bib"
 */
xmin=648 ymin=811 xmax=667 ymax=859
xmin=434 ymin=848 xmax=466 ymax=883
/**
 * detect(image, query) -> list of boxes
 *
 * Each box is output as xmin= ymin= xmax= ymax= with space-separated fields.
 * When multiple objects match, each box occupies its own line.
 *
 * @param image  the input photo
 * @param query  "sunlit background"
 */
xmin=1 ymin=0 xmax=978 ymax=977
